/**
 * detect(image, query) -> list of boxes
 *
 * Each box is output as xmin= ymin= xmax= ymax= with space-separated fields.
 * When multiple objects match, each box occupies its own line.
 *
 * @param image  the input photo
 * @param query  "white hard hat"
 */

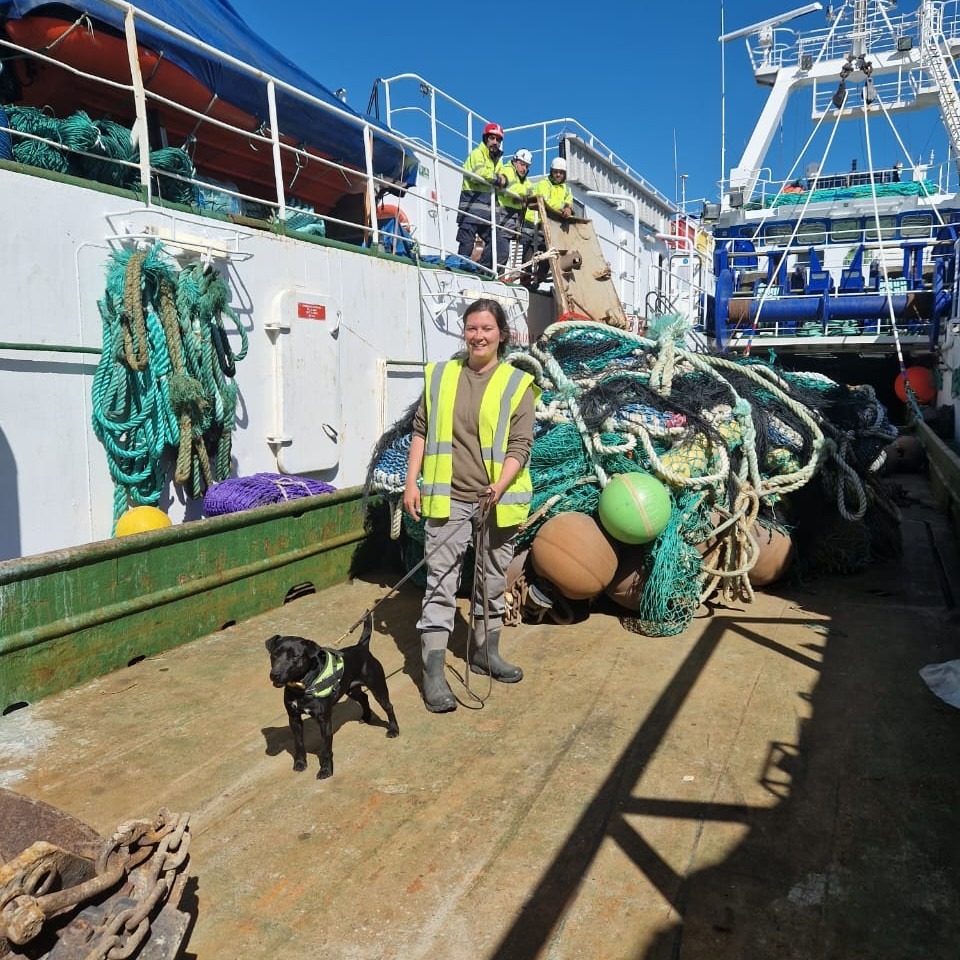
xmin=514 ymin=149 xmax=533 ymax=164
xmin=550 ymin=157 xmax=567 ymax=172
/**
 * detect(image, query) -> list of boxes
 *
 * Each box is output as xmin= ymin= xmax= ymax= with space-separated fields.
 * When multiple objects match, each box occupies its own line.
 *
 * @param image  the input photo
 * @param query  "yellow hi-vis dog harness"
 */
xmin=303 ymin=650 xmax=345 ymax=699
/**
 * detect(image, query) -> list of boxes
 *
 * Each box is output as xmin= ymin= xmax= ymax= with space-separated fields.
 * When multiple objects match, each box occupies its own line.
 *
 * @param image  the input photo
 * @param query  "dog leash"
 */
xmin=334 ymin=494 xmax=500 ymax=709
xmin=458 ymin=493 xmax=495 ymax=705
xmin=333 ymin=508 xmax=476 ymax=646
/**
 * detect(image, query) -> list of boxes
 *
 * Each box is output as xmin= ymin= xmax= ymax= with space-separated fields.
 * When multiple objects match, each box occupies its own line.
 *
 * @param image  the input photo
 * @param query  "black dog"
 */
xmin=265 ymin=615 xmax=399 ymax=779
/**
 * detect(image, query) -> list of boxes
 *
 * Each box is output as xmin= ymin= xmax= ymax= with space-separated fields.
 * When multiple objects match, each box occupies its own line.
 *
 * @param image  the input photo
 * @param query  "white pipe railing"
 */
xmin=3 ymin=0 xmax=418 ymax=239
xmin=1 ymin=12 xmax=678 ymax=289
xmin=587 ymin=191 xmax=640 ymax=308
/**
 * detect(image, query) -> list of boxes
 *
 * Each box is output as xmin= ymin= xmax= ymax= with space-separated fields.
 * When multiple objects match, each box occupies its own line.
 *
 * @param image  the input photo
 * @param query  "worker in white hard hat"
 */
xmin=524 ymin=155 xmax=575 ymax=285
xmin=495 ymin=148 xmax=533 ymax=273
xmin=532 ymin=156 xmax=574 ymax=218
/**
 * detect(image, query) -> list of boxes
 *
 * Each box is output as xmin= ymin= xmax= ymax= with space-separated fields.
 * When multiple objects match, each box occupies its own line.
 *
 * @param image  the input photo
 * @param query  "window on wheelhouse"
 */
xmin=831 ymin=218 xmax=862 ymax=243
xmin=900 ymin=213 xmax=933 ymax=239
xmin=797 ymin=220 xmax=827 ymax=246
xmin=865 ymin=216 xmax=896 ymax=241
xmin=764 ymin=224 xmax=792 ymax=246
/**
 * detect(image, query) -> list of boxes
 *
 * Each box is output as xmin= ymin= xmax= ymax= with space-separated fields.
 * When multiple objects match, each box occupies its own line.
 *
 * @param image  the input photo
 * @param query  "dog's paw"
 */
xmin=386 ymin=728 xmax=399 ymax=739
xmin=317 ymin=766 xmax=334 ymax=780
xmin=293 ymin=759 xmax=308 ymax=772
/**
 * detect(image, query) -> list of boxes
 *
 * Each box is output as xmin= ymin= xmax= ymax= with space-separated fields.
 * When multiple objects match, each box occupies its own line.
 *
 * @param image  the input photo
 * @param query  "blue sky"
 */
xmin=229 ymin=1 xmax=948 ymax=210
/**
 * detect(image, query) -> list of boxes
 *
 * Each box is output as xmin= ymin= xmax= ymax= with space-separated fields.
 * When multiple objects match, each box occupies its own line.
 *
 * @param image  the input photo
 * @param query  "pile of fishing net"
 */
xmin=204 ymin=474 xmax=336 ymax=516
xmin=2 ymin=104 xmax=198 ymax=204
xmin=366 ymin=316 xmax=901 ymax=637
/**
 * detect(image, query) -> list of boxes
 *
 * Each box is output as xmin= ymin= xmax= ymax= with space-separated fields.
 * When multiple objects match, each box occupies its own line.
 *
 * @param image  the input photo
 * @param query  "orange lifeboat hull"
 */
xmin=5 ymin=15 xmax=364 ymax=214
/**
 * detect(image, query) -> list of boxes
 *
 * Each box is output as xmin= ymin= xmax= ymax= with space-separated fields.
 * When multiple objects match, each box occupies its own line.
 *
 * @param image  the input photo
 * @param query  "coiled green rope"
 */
xmin=93 ymin=244 xmax=247 ymax=529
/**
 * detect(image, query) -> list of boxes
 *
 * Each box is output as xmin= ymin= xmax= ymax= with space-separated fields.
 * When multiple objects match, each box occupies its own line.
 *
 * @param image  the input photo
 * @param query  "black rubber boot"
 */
xmin=470 ymin=629 xmax=523 ymax=683
xmin=422 ymin=646 xmax=456 ymax=713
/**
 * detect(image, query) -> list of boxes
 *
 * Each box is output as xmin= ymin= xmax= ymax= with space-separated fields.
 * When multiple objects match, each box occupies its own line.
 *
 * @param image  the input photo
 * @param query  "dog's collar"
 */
xmin=291 ymin=649 xmax=345 ymax=700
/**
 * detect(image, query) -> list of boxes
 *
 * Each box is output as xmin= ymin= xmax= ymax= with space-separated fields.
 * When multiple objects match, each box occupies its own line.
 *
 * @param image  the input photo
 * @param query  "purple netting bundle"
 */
xmin=203 ymin=473 xmax=336 ymax=516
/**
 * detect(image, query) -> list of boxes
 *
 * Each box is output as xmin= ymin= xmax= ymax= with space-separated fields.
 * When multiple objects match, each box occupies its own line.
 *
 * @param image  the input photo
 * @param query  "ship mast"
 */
xmin=725 ymin=0 xmax=960 ymax=206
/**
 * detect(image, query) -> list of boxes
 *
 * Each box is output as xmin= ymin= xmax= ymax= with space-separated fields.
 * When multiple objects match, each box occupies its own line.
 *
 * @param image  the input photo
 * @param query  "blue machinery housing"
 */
xmin=709 ymin=207 xmax=956 ymax=352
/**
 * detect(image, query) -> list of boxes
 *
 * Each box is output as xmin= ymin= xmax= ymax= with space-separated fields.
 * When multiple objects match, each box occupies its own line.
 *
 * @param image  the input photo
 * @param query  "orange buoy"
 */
xmin=604 ymin=547 xmax=651 ymax=611
xmin=375 ymin=204 xmax=410 ymax=227
xmin=531 ymin=512 xmax=618 ymax=600
xmin=748 ymin=524 xmax=794 ymax=587
xmin=883 ymin=434 xmax=925 ymax=473
xmin=894 ymin=366 xmax=936 ymax=405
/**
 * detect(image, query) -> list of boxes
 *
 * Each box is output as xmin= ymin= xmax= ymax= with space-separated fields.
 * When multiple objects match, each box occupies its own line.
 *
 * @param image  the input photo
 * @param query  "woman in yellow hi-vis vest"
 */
xmin=403 ymin=299 xmax=538 ymax=713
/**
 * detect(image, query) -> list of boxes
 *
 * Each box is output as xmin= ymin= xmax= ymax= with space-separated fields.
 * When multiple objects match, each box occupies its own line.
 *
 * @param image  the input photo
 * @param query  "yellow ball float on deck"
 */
xmin=114 ymin=506 xmax=172 ymax=537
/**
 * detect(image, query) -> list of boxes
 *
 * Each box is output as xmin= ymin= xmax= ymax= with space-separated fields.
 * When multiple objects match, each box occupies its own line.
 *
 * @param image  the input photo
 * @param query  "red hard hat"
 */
xmin=483 ymin=122 xmax=504 ymax=138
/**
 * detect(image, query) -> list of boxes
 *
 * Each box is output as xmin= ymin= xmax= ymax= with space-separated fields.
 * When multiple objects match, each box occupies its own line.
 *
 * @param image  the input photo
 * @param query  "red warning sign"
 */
xmin=297 ymin=302 xmax=327 ymax=320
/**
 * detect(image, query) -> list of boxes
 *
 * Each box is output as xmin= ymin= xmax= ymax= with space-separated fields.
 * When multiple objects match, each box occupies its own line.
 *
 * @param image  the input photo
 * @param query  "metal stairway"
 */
xmin=920 ymin=0 xmax=960 ymax=175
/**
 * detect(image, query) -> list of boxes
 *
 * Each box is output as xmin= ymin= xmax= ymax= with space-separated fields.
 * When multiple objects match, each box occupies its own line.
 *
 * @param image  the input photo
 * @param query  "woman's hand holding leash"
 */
xmin=482 ymin=485 xmax=501 ymax=506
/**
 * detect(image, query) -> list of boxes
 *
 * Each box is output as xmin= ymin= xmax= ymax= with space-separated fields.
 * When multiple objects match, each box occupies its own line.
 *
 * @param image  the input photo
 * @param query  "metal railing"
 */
xmin=376 ymin=74 xmax=675 ymax=208
xmin=744 ymin=1 xmax=960 ymax=75
xmin=0 ymin=11 xmax=688 ymax=310
xmin=0 ymin=0 xmax=432 ymax=250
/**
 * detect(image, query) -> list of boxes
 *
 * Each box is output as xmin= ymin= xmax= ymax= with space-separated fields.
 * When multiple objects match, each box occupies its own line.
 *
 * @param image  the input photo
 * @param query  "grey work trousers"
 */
xmin=416 ymin=499 xmax=518 ymax=639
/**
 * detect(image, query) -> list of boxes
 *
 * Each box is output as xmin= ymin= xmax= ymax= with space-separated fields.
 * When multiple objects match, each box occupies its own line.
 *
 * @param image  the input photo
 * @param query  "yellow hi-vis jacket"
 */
xmin=526 ymin=176 xmax=574 ymax=223
xmin=498 ymin=161 xmax=531 ymax=212
xmin=460 ymin=144 xmax=504 ymax=196
xmin=421 ymin=359 xmax=538 ymax=527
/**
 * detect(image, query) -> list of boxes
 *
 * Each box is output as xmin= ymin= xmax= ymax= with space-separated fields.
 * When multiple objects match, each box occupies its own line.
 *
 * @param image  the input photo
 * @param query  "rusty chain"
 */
xmin=0 ymin=808 xmax=190 ymax=960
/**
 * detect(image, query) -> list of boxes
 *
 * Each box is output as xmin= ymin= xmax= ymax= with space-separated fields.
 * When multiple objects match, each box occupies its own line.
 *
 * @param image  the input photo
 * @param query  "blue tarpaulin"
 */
xmin=0 ymin=0 xmax=416 ymax=184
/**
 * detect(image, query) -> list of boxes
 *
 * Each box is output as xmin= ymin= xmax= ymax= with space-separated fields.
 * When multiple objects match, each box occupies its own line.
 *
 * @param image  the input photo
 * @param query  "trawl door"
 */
xmin=266 ymin=290 xmax=341 ymax=473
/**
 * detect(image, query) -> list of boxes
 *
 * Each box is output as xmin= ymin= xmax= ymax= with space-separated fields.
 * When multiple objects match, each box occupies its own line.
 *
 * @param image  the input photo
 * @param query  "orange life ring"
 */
xmin=376 ymin=204 xmax=409 ymax=226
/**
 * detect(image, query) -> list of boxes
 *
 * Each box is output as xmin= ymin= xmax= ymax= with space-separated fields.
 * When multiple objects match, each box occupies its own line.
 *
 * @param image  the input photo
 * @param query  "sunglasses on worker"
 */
xmin=486 ymin=134 xmax=503 ymax=142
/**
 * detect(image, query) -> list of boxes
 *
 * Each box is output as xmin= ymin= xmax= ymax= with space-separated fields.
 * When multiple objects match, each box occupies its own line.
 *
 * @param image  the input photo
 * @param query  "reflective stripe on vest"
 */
xmin=421 ymin=360 xmax=460 ymax=513
xmin=421 ymin=359 xmax=537 ymax=526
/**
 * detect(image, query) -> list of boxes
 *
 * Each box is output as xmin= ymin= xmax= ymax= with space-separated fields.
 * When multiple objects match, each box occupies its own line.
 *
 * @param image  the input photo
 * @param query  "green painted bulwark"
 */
xmin=0 ymin=487 xmax=372 ymax=711
xmin=916 ymin=421 xmax=960 ymax=542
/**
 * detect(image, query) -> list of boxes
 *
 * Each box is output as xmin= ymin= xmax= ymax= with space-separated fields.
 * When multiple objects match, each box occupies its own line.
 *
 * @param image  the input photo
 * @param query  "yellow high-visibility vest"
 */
xmin=421 ymin=359 xmax=538 ymax=527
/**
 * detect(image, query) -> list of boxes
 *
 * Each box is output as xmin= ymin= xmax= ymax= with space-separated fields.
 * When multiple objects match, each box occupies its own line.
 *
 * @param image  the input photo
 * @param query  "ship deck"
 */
xmin=3 ymin=475 xmax=960 ymax=959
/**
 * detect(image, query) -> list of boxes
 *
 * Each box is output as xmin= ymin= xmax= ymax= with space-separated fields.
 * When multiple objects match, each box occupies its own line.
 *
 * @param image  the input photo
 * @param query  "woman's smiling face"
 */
xmin=464 ymin=309 xmax=505 ymax=371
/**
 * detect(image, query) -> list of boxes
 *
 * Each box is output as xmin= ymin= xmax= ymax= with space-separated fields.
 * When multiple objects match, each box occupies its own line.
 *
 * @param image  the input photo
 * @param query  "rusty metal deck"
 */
xmin=2 ymin=477 xmax=959 ymax=959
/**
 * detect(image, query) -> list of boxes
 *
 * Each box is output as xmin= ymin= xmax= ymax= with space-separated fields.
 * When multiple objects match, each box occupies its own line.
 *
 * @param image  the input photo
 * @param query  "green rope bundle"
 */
xmin=81 ymin=118 xmax=137 ymax=187
xmin=93 ymin=247 xmax=180 ymax=523
xmin=3 ymin=103 xmax=196 ymax=200
xmin=93 ymin=244 xmax=247 ymax=528
xmin=4 ymin=104 xmax=69 ymax=172
xmin=151 ymin=147 xmax=199 ymax=205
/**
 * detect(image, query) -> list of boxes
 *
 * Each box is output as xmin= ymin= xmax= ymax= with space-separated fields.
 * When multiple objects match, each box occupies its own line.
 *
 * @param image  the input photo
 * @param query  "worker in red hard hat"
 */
xmin=455 ymin=122 xmax=507 ymax=271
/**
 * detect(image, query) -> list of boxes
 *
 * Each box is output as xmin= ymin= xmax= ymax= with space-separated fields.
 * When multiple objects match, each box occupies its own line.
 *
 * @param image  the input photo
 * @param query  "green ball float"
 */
xmin=598 ymin=473 xmax=672 ymax=545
